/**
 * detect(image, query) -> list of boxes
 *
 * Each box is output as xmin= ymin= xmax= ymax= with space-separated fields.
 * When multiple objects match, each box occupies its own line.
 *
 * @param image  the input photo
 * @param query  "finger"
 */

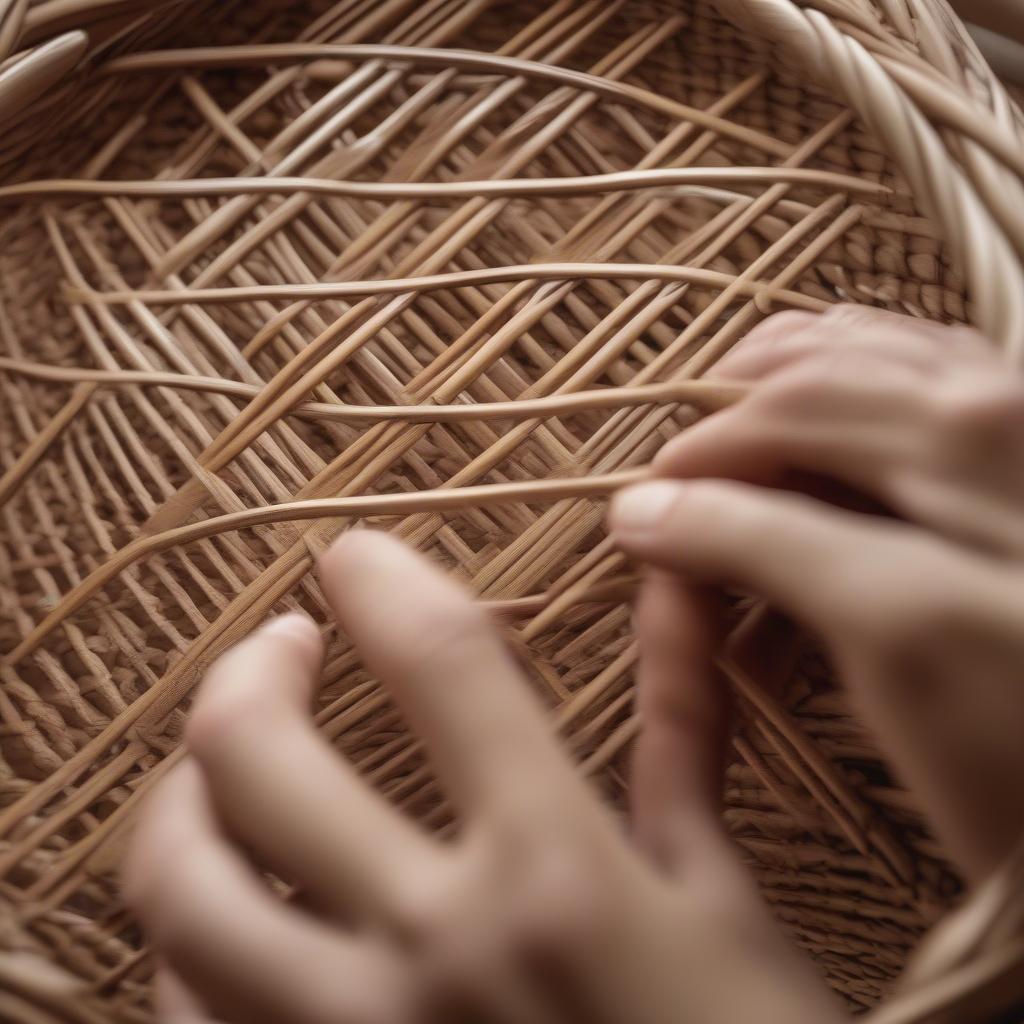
xmin=831 ymin=564 xmax=1024 ymax=883
xmin=318 ymin=531 xmax=591 ymax=826
xmin=610 ymin=478 xmax=1024 ymax=878
xmin=609 ymin=478 xmax=901 ymax=635
xmin=628 ymin=576 xmax=805 ymax=970
xmin=610 ymin=486 xmax=1024 ymax=885
xmin=154 ymin=966 xmax=213 ymax=1024
xmin=187 ymin=613 xmax=437 ymax=922
xmin=712 ymin=309 xmax=820 ymax=380
xmin=631 ymin=571 xmax=731 ymax=873
xmin=653 ymin=357 xmax=922 ymax=488
xmin=715 ymin=306 xmax=990 ymax=381
xmin=125 ymin=764 xmax=401 ymax=1024
xmin=655 ymin=348 xmax=1024 ymax=556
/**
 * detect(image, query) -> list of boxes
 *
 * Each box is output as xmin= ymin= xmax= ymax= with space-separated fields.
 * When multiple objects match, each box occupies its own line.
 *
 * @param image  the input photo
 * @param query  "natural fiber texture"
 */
xmin=0 ymin=1 xmax=1022 ymax=1021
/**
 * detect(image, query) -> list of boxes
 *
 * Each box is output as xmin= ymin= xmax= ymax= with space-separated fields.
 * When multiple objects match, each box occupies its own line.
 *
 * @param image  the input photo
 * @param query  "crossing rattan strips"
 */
xmin=0 ymin=1 xmax=1023 ymax=1021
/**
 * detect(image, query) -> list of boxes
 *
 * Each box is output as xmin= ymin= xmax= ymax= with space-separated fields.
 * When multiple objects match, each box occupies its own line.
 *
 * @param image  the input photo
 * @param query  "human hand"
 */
xmin=125 ymin=531 xmax=844 ymax=1024
xmin=611 ymin=306 xmax=1024 ymax=885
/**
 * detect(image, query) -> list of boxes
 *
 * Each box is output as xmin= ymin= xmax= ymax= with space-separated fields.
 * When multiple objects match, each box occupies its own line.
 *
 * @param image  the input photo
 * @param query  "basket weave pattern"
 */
xmin=0 ymin=1 xmax=1022 ymax=1020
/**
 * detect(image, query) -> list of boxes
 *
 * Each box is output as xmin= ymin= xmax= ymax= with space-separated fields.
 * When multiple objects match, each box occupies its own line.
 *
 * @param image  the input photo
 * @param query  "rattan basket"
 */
xmin=0 ymin=1 xmax=1022 ymax=1021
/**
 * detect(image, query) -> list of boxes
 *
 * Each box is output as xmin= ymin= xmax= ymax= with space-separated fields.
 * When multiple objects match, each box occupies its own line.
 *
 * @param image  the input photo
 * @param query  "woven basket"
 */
xmin=0 ymin=1 xmax=1022 ymax=1021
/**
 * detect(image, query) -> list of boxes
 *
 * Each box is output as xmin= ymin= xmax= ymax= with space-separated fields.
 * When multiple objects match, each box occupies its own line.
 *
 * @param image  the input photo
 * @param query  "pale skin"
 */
xmin=124 ymin=307 xmax=1024 ymax=1023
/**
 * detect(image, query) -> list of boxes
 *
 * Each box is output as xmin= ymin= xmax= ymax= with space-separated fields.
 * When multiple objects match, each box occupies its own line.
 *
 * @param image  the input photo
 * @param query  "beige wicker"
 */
xmin=0 ymin=1 xmax=1022 ymax=1021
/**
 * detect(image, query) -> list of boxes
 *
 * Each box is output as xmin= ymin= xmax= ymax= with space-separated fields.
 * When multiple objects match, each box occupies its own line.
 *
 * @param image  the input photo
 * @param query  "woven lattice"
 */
xmin=0 ymin=1 xmax=1022 ymax=1021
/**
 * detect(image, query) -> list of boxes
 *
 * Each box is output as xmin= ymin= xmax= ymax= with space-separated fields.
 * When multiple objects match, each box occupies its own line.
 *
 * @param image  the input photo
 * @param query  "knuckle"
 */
xmin=401 ymin=905 xmax=496 ymax=1008
xmin=819 ymin=302 xmax=865 ymax=327
xmin=506 ymin=906 xmax=586 ymax=967
xmin=682 ymin=479 xmax=773 ymax=539
xmin=388 ymin=872 xmax=458 ymax=948
xmin=496 ymin=841 xmax=616 ymax=963
xmin=680 ymin=478 xmax=741 ymax=512
xmin=184 ymin=691 xmax=235 ymax=757
xmin=415 ymin=942 xmax=480 ymax=1013
xmin=514 ymin=869 xmax=605 ymax=955
xmin=124 ymin=842 xmax=187 ymax=940
xmin=395 ymin=601 xmax=494 ymax=672
xmin=403 ymin=844 xmax=620 ymax=1004
xmin=933 ymin=379 xmax=1024 ymax=438
xmin=759 ymin=366 xmax=825 ymax=411
xmin=746 ymin=309 xmax=819 ymax=344
xmin=817 ymin=304 xmax=938 ymax=343
xmin=353 ymin=978 xmax=415 ymax=1024
xmin=877 ymin=589 xmax=963 ymax=653
xmin=755 ymin=351 xmax=874 ymax=414
xmin=855 ymin=590 xmax=930 ymax=652
xmin=145 ymin=891 xmax=191 ymax=953
xmin=813 ymin=544 xmax=909 ymax=637
xmin=756 ymin=346 xmax=909 ymax=419
xmin=835 ymin=544 xmax=963 ymax=655
xmin=943 ymin=324 xmax=993 ymax=352
xmin=425 ymin=599 xmax=490 ymax=646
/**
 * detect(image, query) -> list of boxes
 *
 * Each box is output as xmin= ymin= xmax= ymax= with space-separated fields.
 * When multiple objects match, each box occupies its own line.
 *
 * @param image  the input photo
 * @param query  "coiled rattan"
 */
xmin=0 ymin=1 xmax=1022 ymax=1021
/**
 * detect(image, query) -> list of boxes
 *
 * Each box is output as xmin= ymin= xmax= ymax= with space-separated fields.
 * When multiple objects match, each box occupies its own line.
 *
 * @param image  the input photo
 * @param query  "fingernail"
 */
xmin=261 ymin=612 xmax=320 ymax=643
xmin=610 ymin=481 xmax=680 ymax=536
xmin=260 ymin=613 xmax=324 ymax=667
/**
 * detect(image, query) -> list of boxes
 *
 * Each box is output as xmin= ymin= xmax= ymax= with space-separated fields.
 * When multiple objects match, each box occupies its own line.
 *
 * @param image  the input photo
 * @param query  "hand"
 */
xmin=125 ymin=532 xmax=844 ymax=1024
xmin=611 ymin=305 xmax=1024 ymax=885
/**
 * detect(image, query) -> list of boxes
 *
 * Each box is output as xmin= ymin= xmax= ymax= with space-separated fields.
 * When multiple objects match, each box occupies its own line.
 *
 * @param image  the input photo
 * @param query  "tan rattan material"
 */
xmin=0 ymin=1 xmax=1022 ymax=1021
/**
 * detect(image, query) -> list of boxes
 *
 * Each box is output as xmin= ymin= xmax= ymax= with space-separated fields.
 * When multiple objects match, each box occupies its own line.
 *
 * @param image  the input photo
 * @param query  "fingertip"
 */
xmin=322 ymin=524 xmax=365 ymax=559
xmin=649 ymin=405 xmax=768 ymax=485
xmin=191 ymin=619 xmax=325 ymax=755
xmin=319 ymin=528 xmax=424 ymax=591
xmin=318 ymin=526 xmax=361 ymax=579
xmin=260 ymin=612 xmax=323 ymax=668
xmin=322 ymin=525 xmax=403 ymax=560
xmin=608 ymin=480 xmax=682 ymax=545
xmin=320 ymin=529 xmax=469 ymax=627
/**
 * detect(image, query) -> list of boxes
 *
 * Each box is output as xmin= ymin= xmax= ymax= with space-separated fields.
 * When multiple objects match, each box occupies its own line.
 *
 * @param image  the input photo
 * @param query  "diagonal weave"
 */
xmin=0 ymin=1 xmax=1022 ymax=1021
